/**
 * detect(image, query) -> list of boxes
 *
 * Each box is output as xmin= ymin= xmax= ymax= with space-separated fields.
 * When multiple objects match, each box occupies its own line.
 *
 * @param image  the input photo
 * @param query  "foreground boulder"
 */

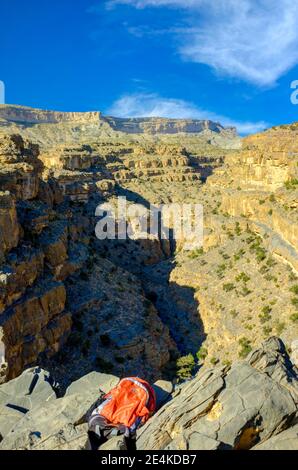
xmin=0 ymin=337 xmax=297 ymax=450
xmin=137 ymin=338 xmax=298 ymax=450
xmin=0 ymin=371 xmax=119 ymax=449
xmin=0 ymin=367 xmax=56 ymax=441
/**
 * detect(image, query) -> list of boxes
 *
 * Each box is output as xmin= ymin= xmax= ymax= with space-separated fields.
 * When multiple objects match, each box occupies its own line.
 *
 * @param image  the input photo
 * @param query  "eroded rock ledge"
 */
xmin=0 ymin=337 xmax=297 ymax=450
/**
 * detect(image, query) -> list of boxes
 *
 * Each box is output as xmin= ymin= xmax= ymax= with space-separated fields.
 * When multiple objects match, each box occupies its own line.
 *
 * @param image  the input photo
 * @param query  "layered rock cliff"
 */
xmin=207 ymin=126 xmax=298 ymax=270
xmin=0 ymin=104 xmax=241 ymax=150
xmin=0 ymin=134 xmax=175 ymax=385
xmin=0 ymin=109 xmax=297 ymax=450
xmin=0 ymin=104 xmax=235 ymax=135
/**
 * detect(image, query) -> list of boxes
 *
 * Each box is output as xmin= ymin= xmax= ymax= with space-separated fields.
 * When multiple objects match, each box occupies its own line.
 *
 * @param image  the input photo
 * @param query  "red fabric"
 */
xmin=100 ymin=377 xmax=156 ymax=428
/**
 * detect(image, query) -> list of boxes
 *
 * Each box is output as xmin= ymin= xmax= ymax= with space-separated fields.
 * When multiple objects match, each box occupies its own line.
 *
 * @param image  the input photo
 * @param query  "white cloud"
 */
xmin=107 ymin=92 xmax=268 ymax=134
xmin=107 ymin=0 xmax=197 ymax=8
xmin=108 ymin=0 xmax=298 ymax=86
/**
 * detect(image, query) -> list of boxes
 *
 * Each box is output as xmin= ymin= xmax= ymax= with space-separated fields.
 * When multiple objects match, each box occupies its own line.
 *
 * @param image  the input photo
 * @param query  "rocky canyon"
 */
xmin=0 ymin=104 xmax=297 ymax=450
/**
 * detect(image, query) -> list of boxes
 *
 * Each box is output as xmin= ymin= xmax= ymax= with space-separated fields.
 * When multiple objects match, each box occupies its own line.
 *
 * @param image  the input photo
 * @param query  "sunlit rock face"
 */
xmin=0 ymin=109 xmax=297 ymax=433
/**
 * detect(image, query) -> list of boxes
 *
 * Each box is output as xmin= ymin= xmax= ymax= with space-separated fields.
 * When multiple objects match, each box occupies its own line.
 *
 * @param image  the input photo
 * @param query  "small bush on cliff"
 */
xmin=210 ymin=357 xmax=219 ymax=365
xmin=196 ymin=346 xmax=208 ymax=362
xmin=248 ymin=237 xmax=267 ymax=263
xmin=259 ymin=305 xmax=272 ymax=323
xmin=239 ymin=286 xmax=252 ymax=297
xmin=290 ymin=285 xmax=298 ymax=295
xmin=238 ymin=337 xmax=252 ymax=358
xmin=234 ymin=249 xmax=245 ymax=261
xmin=188 ymin=248 xmax=204 ymax=259
xmin=230 ymin=309 xmax=238 ymax=318
xmin=176 ymin=354 xmax=195 ymax=381
xmin=223 ymin=282 xmax=235 ymax=292
xmin=274 ymin=321 xmax=286 ymax=335
xmin=216 ymin=263 xmax=227 ymax=278
xmin=235 ymin=222 xmax=242 ymax=236
xmin=263 ymin=326 xmax=272 ymax=337
xmin=284 ymin=179 xmax=298 ymax=190
xmin=266 ymin=256 xmax=276 ymax=268
xmin=235 ymin=272 xmax=250 ymax=283
xmin=269 ymin=194 xmax=276 ymax=203
xmin=290 ymin=313 xmax=298 ymax=323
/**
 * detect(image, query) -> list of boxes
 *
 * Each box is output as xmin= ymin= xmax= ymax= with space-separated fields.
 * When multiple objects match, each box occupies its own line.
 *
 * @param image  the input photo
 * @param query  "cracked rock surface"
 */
xmin=0 ymin=337 xmax=296 ymax=450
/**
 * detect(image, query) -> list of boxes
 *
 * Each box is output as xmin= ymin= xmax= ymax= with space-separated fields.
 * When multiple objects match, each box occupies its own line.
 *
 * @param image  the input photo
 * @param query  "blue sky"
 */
xmin=1 ymin=0 xmax=298 ymax=134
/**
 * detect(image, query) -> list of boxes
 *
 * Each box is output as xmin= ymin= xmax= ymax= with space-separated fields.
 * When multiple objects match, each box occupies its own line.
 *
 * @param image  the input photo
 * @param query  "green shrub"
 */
xmin=266 ymin=257 xmax=276 ymax=268
xmin=196 ymin=346 xmax=208 ymax=361
xmin=210 ymin=357 xmax=219 ymax=365
xmin=223 ymin=282 xmax=235 ymax=292
xmin=256 ymin=248 xmax=267 ymax=263
xmin=188 ymin=248 xmax=204 ymax=259
xmin=176 ymin=354 xmax=196 ymax=381
xmin=259 ymin=307 xmax=272 ymax=323
xmin=274 ymin=321 xmax=286 ymax=335
xmin=262 ymin=305 xmax=272 ymax=315
xmin=289 ymin=272 xmax=298 ymax=282
xmin=235 ymin=272 xmax=250 ymax=283
xmin=263 ymin=326 xmax=272 ymax=336
xmin=238 ymin=338 xmax=252 ymax=358
xmin=230 ymin=309 xmax=238 ymax=318
xmin=249 ymin=237 xmax=267 ymax=263
xmin=284 ymin=179 xmax=298 ymax=190
xmin=259 ymin=305 xmax=272 ymax=323
xmin=290 ymin=285 xmax=298 ymax=295
xmin=216 ymin=263 xmax=227 ymax=278
xmin=234 ymin=249 xmax=245 ymax=261
xmin=239 ymin=286 xmax=252 ymax=297
xmin=290 ymin=313 xmax=298 ymax=322
xmin=235 ymin=222 xmax=242 ymax=236
xmin=222 ymin=359 xmax=232 ymax=367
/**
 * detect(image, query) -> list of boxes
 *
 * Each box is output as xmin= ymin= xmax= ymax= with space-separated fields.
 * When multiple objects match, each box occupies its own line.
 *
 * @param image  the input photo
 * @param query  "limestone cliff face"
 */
xmin=0 ymin=105 xmax=238 ymax=142
xmin=104 ymin=115 xmax=237 ymax=136
xmin=220 ymin=190 xmax=298 ymax=270
xmin=0 ymin=192 xmax=20 ymax=261
xmin=0 ymin=136 xmax=73 ymax=381
xmin=208 ymin=126 xmax=298 ymax=191
xmin=0 ymin=105 xmax=101 ymax=125
xmin=207 ymin=126 xmax=298 ymax=271
xmin=0 ymin=134 xmax=175 ymax=384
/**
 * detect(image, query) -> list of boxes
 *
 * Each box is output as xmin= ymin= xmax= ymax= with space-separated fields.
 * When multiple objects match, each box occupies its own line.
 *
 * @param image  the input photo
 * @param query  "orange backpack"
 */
xmin=99 ymin=377 xmax=156 ymax=429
